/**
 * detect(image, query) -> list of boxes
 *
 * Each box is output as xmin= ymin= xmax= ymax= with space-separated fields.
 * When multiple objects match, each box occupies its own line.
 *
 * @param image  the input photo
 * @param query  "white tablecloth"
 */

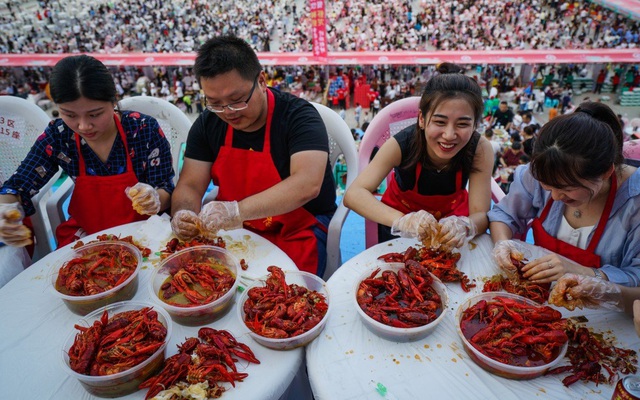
xmin=0 ymin=215 xmax=308 ymax=400
xmin=306 ymin=234 xmax=640 ymax=400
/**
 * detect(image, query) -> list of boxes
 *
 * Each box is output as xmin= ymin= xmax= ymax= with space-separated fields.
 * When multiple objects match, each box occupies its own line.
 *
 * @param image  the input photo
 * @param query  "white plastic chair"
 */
xmin=0 ymin=96 xmax=59 ymax=262
xmin=311 ymin=102 xmax=358 ymax=280
xmin=358 ymin=96 xmax=421 ymax=248
xmin=47 ymin=96 xmax=192 ymax=243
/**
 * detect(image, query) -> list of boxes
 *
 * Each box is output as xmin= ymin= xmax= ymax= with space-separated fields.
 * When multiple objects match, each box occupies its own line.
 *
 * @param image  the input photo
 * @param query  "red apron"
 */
xmin=531 ymin=174 xmax=617 ymax=268
xmin=210 ymin=89 xmax=321 ymax=274
xmin=381 ymin=163 xmax=469 ymax=220
xmin=56 ymin=115 xmax=147 ymax=247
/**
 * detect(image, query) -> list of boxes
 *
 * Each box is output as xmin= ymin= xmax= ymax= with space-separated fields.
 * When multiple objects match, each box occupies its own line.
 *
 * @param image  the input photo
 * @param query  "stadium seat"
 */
xmin=0 ymin=96 xmax=59 ymax=262
xmin=310 ymin=102 xmax=358 ymax=280
xmin=357 ymin=96 xmax=421 ymax=248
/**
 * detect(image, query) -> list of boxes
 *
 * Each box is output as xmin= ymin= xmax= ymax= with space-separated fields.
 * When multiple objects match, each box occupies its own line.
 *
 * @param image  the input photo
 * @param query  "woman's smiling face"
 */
xmin=420 ymin=98 xmax=475 ymax=167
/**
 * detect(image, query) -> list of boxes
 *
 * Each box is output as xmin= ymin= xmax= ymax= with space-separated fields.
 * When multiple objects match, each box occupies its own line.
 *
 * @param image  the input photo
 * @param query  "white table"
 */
xmin=0 ymin=215 xmax=310 ymax=400
xmin=306 ymin=234 xmax=640 ymax=400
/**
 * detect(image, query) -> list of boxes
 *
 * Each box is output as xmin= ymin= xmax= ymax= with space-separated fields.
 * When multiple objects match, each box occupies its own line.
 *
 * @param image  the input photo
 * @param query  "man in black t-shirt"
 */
xmin=490 ymin=101 xmax=515 ymax=131
xmin=170 ymin=35 xmax=336 ymax=276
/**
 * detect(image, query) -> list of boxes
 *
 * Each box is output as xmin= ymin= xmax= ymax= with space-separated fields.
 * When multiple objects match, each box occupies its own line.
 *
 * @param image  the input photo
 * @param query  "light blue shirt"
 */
xmin=488 ymin=165 xmax=640 ymax=286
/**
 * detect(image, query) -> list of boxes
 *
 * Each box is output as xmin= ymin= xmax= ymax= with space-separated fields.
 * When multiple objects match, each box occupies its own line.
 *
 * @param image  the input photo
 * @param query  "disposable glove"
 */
xmin=492 ymin=239 xmax=524 ymax=278
xmin=0 ymin=203 xmax=32 ymax=247
xmin=438 ymin=216 xmax=476 ymax=249
xmin=126 ymin=183 xmax=161 ymax=215
xmin=391 ymin=210 xmax=437 ymax=242
xmin=198 ymin=201 xmax=242 ymax=235
xmin=549 ymin=273 xmax=623 ymax=312
xmin=170 ymin=210 xmax=201 ymax=241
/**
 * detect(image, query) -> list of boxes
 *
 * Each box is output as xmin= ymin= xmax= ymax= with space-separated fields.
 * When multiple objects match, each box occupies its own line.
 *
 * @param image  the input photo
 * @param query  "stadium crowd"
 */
xmin=0 ymin=0 xmax=639 ymax=54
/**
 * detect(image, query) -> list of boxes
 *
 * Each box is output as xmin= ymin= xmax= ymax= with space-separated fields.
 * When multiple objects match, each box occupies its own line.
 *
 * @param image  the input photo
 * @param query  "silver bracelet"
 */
xmin=592 ymin=268 xmax=605 ymax=280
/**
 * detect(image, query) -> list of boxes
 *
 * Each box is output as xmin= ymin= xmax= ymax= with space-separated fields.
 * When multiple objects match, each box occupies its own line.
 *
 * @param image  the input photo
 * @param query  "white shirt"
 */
xmin=556 ymin=216 xmax=595 ymax=250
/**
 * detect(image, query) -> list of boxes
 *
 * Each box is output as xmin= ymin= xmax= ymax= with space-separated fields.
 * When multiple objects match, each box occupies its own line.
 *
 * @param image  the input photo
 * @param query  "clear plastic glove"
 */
xmin=0 ymin=203 xmax=32 ymax=247
xmin=170 ymin=210 xmax=201 ymax=241
xmin=391 ymin=210 xmax=437 ymax=242
xmin=438 ymin=216 xmax=476 ymax=249
xmin=126 ymin=183 xmax=161 ymax=215
xmin=492 ymin=240 xmax=524 ymax=278
xmin=198 ymin=201 xmax=242 ymax=235
xmin=548 ymin=273 xmax=623 ymax=312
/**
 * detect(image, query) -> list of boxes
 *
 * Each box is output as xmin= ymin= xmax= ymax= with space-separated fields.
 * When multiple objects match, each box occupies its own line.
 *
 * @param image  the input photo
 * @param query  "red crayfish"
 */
xmin=356 ymin=262 xmax=443 ymax=328
xmin=68 ymin=307 xmax=167 ymax=376
xmin=139 ymin=328 xmax=260 ymax=399
xmin=73 ymin=233 xmax=152 ymax=258
xmin=460 ymin=296 xmax=567 ymax=367
xmin=379 ymin=245 xmax=475 ymax=292
xmin=56 ymin=245 xmax=138 ymax=296
xmin=162 ymin=236 xmax=227 ymax=256
xmin=242 ymin=266 xmax=328 ymax=339
xmin=159 ymin=258 xmax=236 ymax=307
xmin=482 ymin=255 xmax=551 ymax=304
xmin=546 ymin=320 xmax=638 ymax=386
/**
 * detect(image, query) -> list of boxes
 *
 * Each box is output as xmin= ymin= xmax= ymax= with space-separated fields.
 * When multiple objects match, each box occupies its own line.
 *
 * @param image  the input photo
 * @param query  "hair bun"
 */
xmin=436 ymin=62 xmax=465 ymax=74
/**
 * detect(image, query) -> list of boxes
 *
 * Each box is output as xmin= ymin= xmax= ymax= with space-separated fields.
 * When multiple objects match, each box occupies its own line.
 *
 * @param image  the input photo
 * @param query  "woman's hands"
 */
xmin=126 ymin=183 xmax=161 ymax=215
xmin=0 ymin=203 xmax=32 ymax=247
xmin=520 ymin=254 xmax=591 ymax=283
xmin=492 ymin=239 xmax=523 ymax=278
xmin=548 ymin=273 xmax=623 ymax=311
xmin=391 ymin=210 xmax=437 ymax=241
xmin=438 ymin=216 xmax=476 ymax=249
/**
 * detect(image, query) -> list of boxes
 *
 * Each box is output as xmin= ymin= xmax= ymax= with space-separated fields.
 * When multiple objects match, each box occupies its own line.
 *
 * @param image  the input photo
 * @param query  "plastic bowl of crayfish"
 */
xmin=61 ymin=301 xmax=172 ymax=397
xmin=50 ymin=241 xmax=142 ymax=315
xmin=455 ymin=292 xmax=568 ymax=380
xmin=238 ymin=267 xmax=331 ymax=350
xmin=149 ymin=245 xmax=240 ymax=326
xmin=353 ymin=262 xmax=449 ymax=342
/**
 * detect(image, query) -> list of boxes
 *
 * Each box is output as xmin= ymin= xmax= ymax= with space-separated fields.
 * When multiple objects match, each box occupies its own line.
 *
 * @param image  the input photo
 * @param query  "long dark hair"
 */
xmin=530 ymin=102 xmax=623 ymax=191
xmin=49 ymin=55 xmax=117 ymax=104
xmin=406 ymin=63 xmax=483 ymax=174
xmin=194 ymin=35 xmax=262 ymax=81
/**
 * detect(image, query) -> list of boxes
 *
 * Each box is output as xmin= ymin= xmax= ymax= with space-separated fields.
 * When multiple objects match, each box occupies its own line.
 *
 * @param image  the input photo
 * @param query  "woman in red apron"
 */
xmin=0 ymin=55 xmax=174 ymax=252
xmin=344 ymin=63 xmax=494 ymax=248
xmin=490 ymin=102 xmax=640 ymax=287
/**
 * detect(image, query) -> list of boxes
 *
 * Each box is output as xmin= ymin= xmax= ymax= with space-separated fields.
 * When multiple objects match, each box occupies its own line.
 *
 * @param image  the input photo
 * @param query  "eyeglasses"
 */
xmin=205 ymin=72 xmax=260 ymax=113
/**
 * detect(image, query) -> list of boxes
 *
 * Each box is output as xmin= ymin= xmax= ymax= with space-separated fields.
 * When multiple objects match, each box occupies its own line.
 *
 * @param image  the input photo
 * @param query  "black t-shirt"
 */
xmin=492 ymin=108 xmax=514 ymax=127
xmin=391 ymin=125 xmax=478 ymax=195
xmin=185 ymin=88 xmax=337 ymax=216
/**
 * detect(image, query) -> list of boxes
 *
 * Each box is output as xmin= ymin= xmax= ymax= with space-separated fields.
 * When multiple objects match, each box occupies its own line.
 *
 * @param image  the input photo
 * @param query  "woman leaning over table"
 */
xmin=489 ymin=102 xmax=640 ymax=287
xmin=344 ymin=63 xmax=494 ymax=248
xmin=0 ymin=55 xmax=175 ymax=249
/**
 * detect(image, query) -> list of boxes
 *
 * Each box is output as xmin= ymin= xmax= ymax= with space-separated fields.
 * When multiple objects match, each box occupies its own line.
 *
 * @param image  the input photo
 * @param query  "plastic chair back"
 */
xmin=358 ymin=96 xmax=421 ymax=248
xmin=119 ymin=96 xmax=192 ymax=183
xmin=0 ymin=96 xmax=59 ymax=261
xmin=310 ymin=102 xmax=358 ymax=280
xmin=624 ymin=139 xmax=640 ymax=167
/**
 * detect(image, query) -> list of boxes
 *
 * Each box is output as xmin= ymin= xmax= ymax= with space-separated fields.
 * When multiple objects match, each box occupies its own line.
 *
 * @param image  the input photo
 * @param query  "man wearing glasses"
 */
xmin=170 ymin=35 xmax=337 ymax=277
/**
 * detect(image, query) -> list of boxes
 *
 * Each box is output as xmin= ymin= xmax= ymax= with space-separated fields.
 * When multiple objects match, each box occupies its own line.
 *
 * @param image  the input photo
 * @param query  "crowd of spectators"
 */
xmin=1 ymin=0 xmax=640 ymax=55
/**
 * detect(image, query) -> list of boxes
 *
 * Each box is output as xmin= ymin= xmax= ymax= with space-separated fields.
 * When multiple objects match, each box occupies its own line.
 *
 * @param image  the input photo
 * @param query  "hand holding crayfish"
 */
xmin=437 ymin=216 xmax=476 ymax=250
xmin=198 ymin=200 xmax=242 ymax=234
xmin=171 ymin=210 xmax=201 ymax=240
xmin=391 ymin=210 xmax=437 ymax=241
xmin=549 ymin=273 xmax=624 ymax=311
xmin=0 ymin=202 xmax=32 ymax=247
xmin=126 ymin=183 xmax=160 ymax=215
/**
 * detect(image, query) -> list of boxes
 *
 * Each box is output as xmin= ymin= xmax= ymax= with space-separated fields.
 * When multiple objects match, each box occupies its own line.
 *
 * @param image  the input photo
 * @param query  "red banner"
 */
xmin=310 ymin=0 xmax=328 ymax=58
xmin=1 ymin=49 xmax=640 ymax=67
